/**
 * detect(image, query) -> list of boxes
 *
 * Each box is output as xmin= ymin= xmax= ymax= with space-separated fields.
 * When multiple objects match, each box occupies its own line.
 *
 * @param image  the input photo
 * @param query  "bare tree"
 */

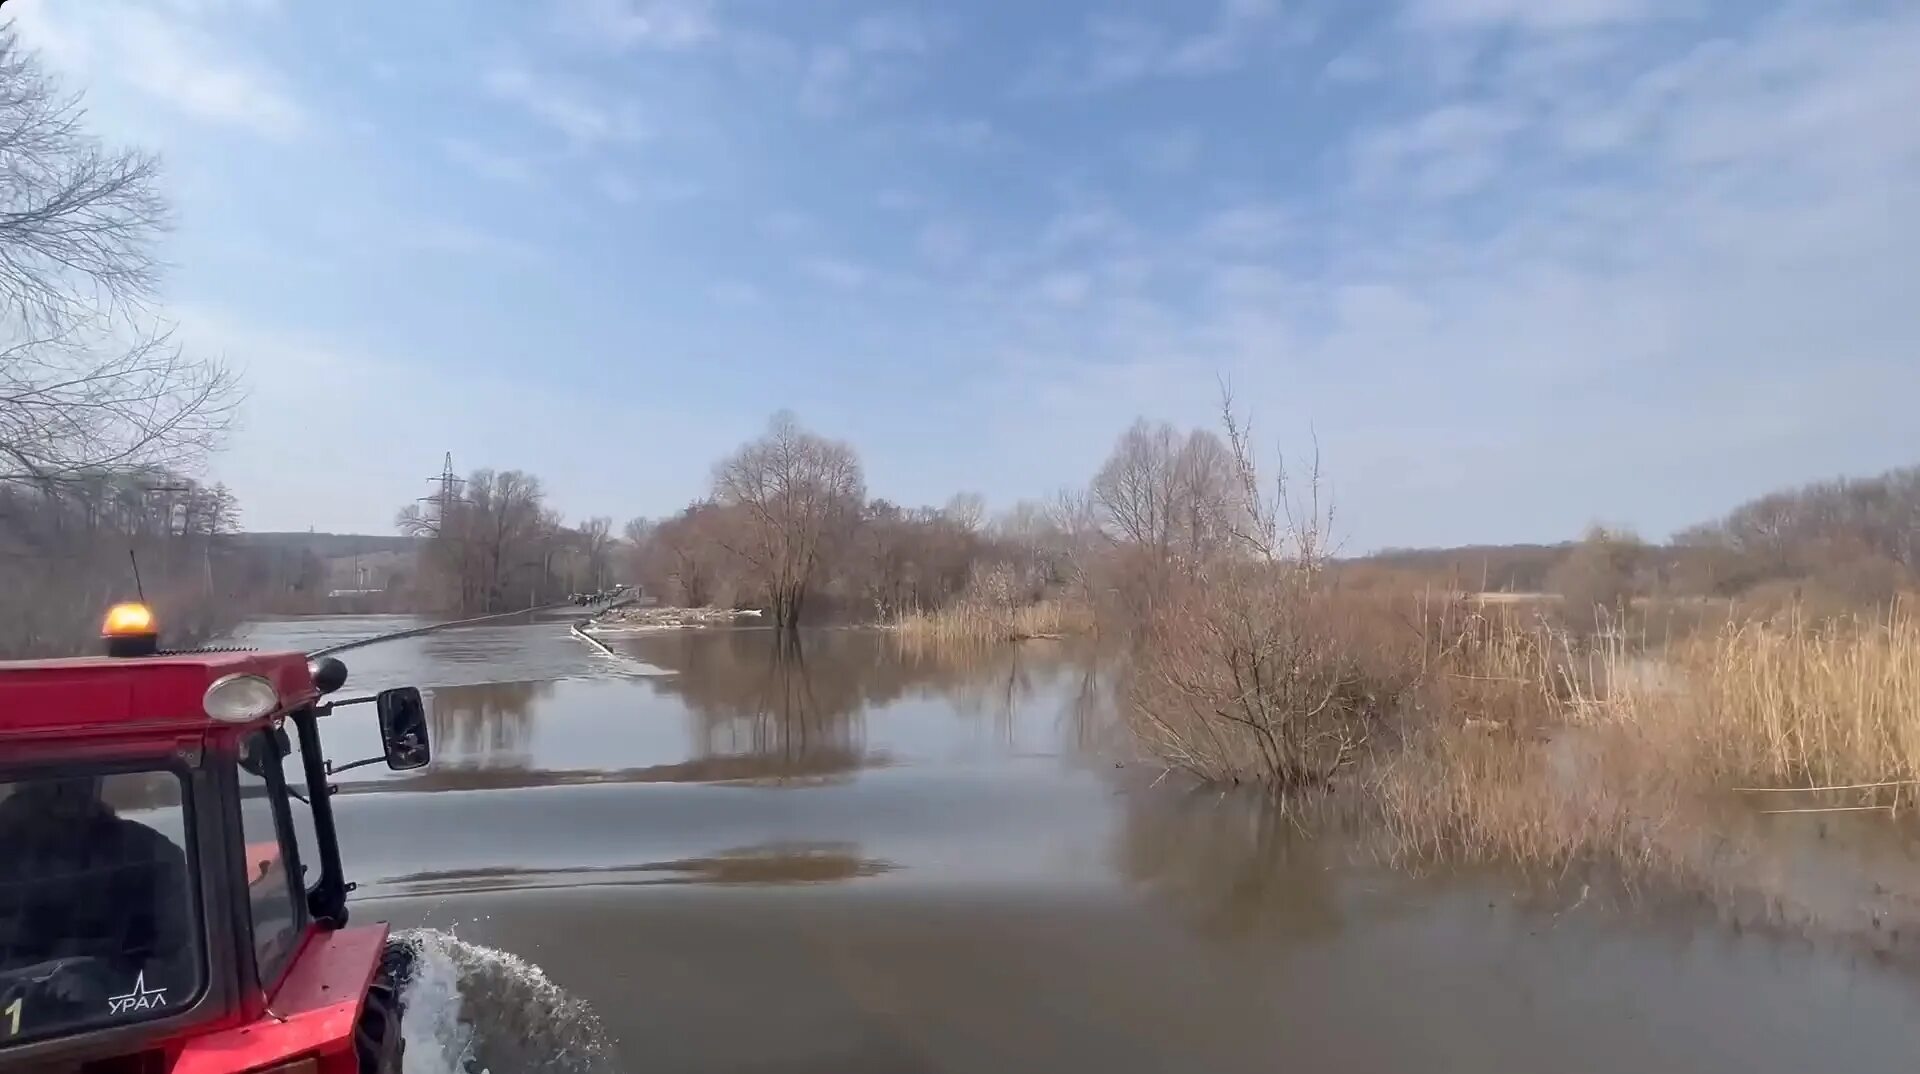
xmin=1089 ymin=418 xmax=1242 ymax=611
xmin=943 ymin=491 xmax=985 ymax=534
xmin=0 ymin=29 xmax=236 ymax=485
xmin=398 ymin=467 xmax=553 ymax=612
xmin=627 ymin=502 xmax=738 ymax=606
xmin=711 ymin=412 xmax=865 ymax=629
xmin=577 ymin=515 xmax=614 ymax=591
xmin=1092 ymin=419 xmax=1183 ymax=553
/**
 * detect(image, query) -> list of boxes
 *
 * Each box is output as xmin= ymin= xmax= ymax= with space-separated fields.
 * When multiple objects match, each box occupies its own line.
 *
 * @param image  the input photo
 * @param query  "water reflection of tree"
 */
xmin=1117 ymin=787 xmax=1350 ymax=944
xmin=625 ymin=631 xmax=865 ymax=781
xmin=627 ymin=630 xmax=1108 ymax=779
xmin=428 ymin=680 xmax=550 ymax=766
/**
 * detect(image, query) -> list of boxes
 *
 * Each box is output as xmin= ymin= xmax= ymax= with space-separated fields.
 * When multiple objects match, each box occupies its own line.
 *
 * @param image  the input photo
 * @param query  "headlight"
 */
xmin=204 ymin=674 xmax=280 ymax=723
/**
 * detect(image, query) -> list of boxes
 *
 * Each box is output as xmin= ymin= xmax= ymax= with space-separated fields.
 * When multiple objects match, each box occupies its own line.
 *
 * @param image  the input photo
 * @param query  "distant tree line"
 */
xmin=395 ymin=468 xmax=621 ymax=615
xmin=624 ymin=412 xmax=1084 ymax=630
xmin=1345 ymin=465 xmax=1920 ymax=625
xmin=620 ymin=407 xmax=1277 ymax=632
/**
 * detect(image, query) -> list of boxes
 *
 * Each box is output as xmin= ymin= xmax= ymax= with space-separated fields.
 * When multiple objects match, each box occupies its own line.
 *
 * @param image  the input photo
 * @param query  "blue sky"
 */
xmin=12 ymin=0 xmax=1918 ymax=549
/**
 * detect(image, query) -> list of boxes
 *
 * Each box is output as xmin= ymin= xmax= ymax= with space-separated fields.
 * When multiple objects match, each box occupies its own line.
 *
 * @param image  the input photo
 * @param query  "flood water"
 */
xmin=233 ymin=614 xmax=1920 ymax=1073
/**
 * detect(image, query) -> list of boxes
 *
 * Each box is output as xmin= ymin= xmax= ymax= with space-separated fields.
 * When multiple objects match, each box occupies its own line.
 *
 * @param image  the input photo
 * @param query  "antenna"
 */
xmin=129 ymin=549 xmax=147 ymax=603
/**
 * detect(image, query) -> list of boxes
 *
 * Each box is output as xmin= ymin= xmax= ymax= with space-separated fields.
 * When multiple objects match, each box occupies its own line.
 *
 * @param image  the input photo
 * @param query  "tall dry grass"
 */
xmin=1369 ymin=603 xmax=1920 ymax=876
xmin=1128 ymin=570 xmax=1920 ymax=879
xmin=1620 ymin=604 xmax=1920 ymax=796
xmin=890 ymin=598 xmax=1095 ymax=647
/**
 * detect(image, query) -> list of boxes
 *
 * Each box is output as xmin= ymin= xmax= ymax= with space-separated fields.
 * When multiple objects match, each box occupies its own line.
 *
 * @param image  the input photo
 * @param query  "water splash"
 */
xmin=395 ymin=929 xmax=619 ymax=1074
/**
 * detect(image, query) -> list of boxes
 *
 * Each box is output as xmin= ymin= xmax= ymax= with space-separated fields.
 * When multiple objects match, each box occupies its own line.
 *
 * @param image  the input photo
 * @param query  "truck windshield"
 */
xmin=0 ymin=769 xmax=199 ymax=1048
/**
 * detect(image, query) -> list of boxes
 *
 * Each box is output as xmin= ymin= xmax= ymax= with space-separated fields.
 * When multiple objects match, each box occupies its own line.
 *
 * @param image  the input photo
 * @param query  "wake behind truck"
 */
xmin=0 ymin=603 xmax=432 ymax=1074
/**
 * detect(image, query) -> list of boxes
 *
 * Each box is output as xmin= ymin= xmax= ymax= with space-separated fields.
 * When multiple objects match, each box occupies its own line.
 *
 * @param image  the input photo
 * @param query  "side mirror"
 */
xmin=375 ymin=687 xmax=431 ymax=771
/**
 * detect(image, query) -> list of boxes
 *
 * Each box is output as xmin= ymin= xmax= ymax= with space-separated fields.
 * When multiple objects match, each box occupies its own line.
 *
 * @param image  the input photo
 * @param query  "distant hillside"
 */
xmin=1345 ymin=463 xmax=1920 ymax=613
xmin=1352 ymin=543 xmax=1571 ymax=593
xmin=232 ymin=532 xmax=421 ymax=558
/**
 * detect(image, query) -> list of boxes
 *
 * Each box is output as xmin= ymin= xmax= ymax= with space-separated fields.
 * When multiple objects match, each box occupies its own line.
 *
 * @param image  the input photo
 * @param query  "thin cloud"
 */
xmin=16 ymin=2 xmax=304 ymax=140
xmin=1129 ymin=127 xmax=1203 ymax=173
xmin=916 ymin=220 xmax=972 ymax=267
xmin=1019 ymin=0 xmax=1284 ymax=94
xmin=1405 ymin=0 xmax=1668 ymax=31
xmin=800 ymin=256 xmax=869 ymax=289
xmin=1197 ymin=202 xmax=1290 ymax=251
xmin=441 ymin=137 xmax=540 ymax=185
xmin=711 ymin=280 xmax=763 ymax=304
xmin=921 ymin=118 xmax=997 ymax=153
xmin=484 ymin=66 xmax=646 ymax=146
xmin=554 ymin=0 xmax=719 ymax=50
xmin=397 ymin=220 xmax=541 ymax=261
xmin=798 ymin=9 xmax=950 ymax=117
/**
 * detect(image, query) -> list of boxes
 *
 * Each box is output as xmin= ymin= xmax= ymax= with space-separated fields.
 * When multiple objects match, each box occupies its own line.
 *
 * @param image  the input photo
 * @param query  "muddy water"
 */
xmin=234 ymin=616 xmax=1920 ymax=1073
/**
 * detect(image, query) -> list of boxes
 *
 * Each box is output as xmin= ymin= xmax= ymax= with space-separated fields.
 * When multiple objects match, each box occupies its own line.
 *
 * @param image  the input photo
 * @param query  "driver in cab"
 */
xmin=0 ymin=776 xmax=191 ymax=1022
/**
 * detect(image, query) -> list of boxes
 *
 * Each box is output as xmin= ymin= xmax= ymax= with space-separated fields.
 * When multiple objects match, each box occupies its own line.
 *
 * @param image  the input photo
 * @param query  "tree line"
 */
xmin=395 ymin=468 xmax=622 ymax=615
xmin=617 ymin=407 xmax=1269 ymax=632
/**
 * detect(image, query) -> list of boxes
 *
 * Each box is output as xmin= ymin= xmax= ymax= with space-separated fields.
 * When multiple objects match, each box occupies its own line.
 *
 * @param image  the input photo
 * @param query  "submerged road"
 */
xmin=229 ymin=615 xmax=1920 ymax=1074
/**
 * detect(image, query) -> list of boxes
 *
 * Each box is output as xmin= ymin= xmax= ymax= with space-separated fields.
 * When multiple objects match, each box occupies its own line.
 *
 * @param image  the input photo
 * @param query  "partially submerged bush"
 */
xmin=1126 ymin=563 xmax=1403 ymax=786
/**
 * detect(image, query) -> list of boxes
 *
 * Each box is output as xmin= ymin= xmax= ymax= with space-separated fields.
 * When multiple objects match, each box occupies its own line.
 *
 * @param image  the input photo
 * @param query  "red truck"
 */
xmin=0 ymin=603 xmax=431 ymax=1074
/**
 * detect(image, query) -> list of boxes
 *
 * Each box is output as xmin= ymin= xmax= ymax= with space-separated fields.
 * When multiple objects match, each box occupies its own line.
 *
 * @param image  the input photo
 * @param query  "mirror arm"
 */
xmin=327 ymin=756 xmax=386 ymax=775
xmin=316 ymin=695 xmax=377 ymax=717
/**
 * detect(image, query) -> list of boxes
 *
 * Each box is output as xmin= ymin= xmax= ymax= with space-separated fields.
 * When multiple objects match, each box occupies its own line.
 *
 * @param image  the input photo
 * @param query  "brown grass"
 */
xmin=1126 ymin=571 xmax=1920 ymax=885
xmin=890 ymin=598 xmax=1095 ymax=647
xmin=1621 ymin=604 xmax=1920 ymax=798
xmin=1366 ymin=603 xmax=1920 ymax=879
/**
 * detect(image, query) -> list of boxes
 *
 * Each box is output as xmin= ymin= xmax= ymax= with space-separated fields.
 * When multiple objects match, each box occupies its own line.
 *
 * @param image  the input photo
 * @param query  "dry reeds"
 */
xmin=890 ymin=598 xmax=1095 ymax=647
xmin=1128 ymin=579 xmax=1920 ymax=881
xmin=1618 ymin=604 xmax=1920 ymax=798
xmin=1367 ymin=602 xmax=1920 ymax=879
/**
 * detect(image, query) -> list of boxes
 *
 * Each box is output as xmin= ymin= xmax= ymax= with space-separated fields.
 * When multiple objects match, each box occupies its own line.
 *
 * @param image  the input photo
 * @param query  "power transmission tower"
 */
xmin=416 ymin=452 xmax=465 ymax=534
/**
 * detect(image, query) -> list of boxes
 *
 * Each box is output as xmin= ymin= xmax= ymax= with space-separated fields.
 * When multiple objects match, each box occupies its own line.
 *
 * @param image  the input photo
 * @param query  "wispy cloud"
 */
xmin=798 ymin=9 xmax=947 ymax=117
xmin=1036 ymin=270 xmax=1092 ymax=305
xmin=397 ymin=220 xmax=540 ymax=261
xmin=765 ymin=210 xmax=815 ymax=240
xmin=916 ymin=220 xmax=971 ymax=267
xmin=920 ymin=117 xmax=998 ymax=153
xmin=1019 ymin=0 xmax=1284 ymax=94
xmin=848 ymin=10 xmax=940 ymax=55
xmin=596 ymin=172 xmax=640 ymax=205
xmin=484 ymin=66 xmax=646 ymax=146
xmin=554 ymin=0 xmax=719 ymax=50
xmin=1197 ymin=202 xmax=1290 ymax=251
xmin=1405 ymin=0 xmax=1667 ymax=32
xmin=1322 ymin=50 xmax=1384 ymax=86
xmin=1129 ymin=127 xmax=1203 ymax=173
xmin=968 ymin=4 xmax=1920 ymax=545
xmin=800 ymin=256 xmax=869 ymax=289
xmin=16 ymin=2 xmax=304 ymax=140
xmin=711 ymin=280 xmax=762 ymax=304
xmin=441 ymin=137 xmax=540 ymax=185
xmin=1350 ymin=103 xmax=1525 ymax=199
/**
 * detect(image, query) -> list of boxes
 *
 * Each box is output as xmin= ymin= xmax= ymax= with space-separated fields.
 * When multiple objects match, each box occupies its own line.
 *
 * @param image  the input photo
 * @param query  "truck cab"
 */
xmin=0 ymin=604 xmax=430 ymax=1074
